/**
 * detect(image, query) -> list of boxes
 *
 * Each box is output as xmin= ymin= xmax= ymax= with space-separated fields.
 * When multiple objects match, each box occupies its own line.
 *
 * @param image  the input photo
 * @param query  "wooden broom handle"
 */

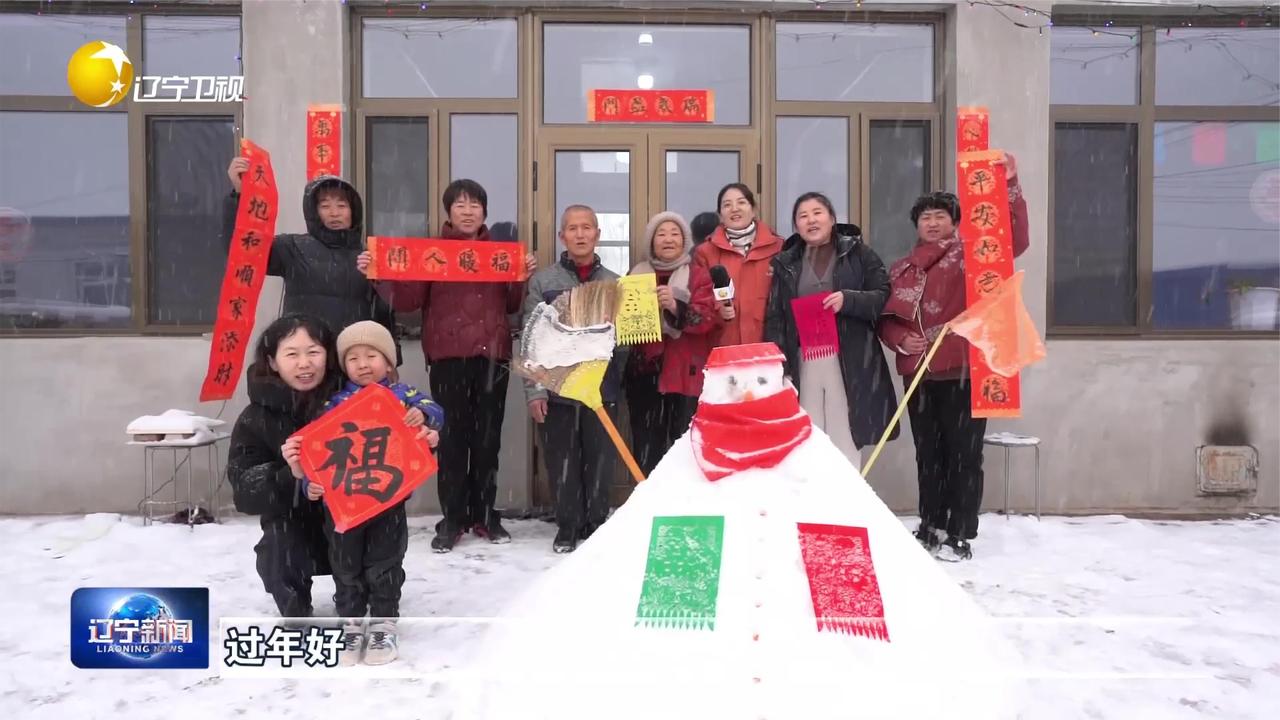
xmin=594 ymin=405 xmax=647 ymax=484
xmin=861 ymin=324 xmax=951 ymax=478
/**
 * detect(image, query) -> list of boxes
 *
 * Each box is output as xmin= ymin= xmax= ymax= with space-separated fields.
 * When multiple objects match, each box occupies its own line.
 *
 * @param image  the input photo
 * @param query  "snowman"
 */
xmin=458 ymin=343 xmax=1019 ymax=720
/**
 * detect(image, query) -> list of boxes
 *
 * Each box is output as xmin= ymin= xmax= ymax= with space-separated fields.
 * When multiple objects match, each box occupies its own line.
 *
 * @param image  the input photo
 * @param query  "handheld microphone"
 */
xmin=709 ymin=264 xmax=735 ymax=305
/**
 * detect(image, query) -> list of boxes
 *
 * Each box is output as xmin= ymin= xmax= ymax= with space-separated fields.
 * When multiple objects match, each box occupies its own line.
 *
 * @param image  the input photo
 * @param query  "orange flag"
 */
xmin=949 ymin=271 xmax=1046 ymax=378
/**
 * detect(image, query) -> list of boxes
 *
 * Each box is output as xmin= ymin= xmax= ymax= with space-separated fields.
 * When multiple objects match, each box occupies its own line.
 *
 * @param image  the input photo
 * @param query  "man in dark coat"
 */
xmin=222 ymin=158 xmax=399 ymax=361
xmin=764 ymin=222 xmax=900 ymax=452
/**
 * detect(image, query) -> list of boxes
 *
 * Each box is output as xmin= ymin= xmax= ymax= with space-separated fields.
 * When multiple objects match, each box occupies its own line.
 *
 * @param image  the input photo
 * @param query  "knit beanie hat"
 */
xmin=337 ymin=321 xmax=396 ymax=366
xmin=641 ymin=211 xmax=694 ymax=266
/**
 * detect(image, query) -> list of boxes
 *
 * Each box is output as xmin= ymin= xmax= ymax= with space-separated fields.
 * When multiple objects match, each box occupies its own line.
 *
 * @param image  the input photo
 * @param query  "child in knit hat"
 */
xmin=308 ymin=320 xmax=444 ymax=666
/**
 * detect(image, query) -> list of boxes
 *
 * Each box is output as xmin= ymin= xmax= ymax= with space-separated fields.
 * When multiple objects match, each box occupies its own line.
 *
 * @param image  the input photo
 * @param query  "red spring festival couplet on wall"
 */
xmin=956 ymin=149 xmax=1021 ymax=418
xmin=587 ymin=89 xmax=715 ymax=123
xmin=306 ymin=104 xmax=342 ymax=180
xmin=297 ymin=384 xmax=438 ymax=534
xmin=200 ymin=139 xmax=278 ymax=402
xmin=366 ymin=236 xmax=528 ymax=283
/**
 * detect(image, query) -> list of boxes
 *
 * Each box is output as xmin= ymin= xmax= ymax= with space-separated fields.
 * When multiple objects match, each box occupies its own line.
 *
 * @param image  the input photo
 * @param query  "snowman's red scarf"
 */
xmin=691 ymin=390 xmax=812 ymax=481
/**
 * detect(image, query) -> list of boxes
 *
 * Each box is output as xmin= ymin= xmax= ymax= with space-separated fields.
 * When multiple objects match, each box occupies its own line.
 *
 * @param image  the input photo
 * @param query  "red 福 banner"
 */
xmin=200 ymin=139 xmax=278 ymax=402
xmin=956 ymin=149 xmax=1021 ymax=418
xmin=297 ymin=384 xmax=437 ymax=533
xmin=587 ymin=89 xmax=714 ymax=123
xmin=366 ymin=236 xmax=527 ymax=283
xmin=306 ymin=104 xmax=342 ymax=180
xmin=957 ymin=106 xmax=990 ymax=154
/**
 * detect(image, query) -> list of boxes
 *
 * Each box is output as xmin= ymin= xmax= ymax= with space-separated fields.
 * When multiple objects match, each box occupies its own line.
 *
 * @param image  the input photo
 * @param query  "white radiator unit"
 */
xmin=1196 ymin=445 xmax=1259 ymax=495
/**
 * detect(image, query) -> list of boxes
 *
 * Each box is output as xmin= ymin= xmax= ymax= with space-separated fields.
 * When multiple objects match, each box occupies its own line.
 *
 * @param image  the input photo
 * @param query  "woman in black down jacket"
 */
xmin=226 ymin=314 xmax=343 ymax=618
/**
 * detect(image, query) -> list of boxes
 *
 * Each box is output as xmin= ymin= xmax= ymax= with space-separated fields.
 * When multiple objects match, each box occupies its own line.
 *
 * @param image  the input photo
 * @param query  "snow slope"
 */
xmin=2 ymin=510 xmax=1277 ymax=719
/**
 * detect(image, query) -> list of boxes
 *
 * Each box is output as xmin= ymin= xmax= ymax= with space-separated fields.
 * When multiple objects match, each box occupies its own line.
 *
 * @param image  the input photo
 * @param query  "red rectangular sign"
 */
xmin=367 ymin=236 xmax=527 ymax=283
xmin=587 ymin=89 xmax=714 ymax=123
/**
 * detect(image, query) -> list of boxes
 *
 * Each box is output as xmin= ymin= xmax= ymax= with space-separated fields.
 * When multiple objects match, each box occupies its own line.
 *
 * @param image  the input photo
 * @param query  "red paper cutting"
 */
xmin=200 ymin=139 xmax=278 ymax=402
xmin=306 ymin=105 xmax=342 ymax=180
xmin=796 ymin=523 xmax=889 ymax=642
xmin=367 ymin=236 xmax=527 ymax=283
xmin=790 ymin=293 xmax=839 ymax=360
xmin=587 ymin=89 xmax=714 ymax=123
xmin=296 ymin=384 xmax=437 ymax=534
xmin=957 ymin=106 xmax=990 ymax=153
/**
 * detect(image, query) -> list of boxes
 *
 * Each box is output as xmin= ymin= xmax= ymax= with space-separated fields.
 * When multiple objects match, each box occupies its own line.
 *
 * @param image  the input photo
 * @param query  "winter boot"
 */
xmin=936 ymin=536 xmax=973 ymax=562
xmin=913 ymin=524 xmax=942 ymax=552
xmin=337 ymin=620 xmax=366 ymax=667
xmin=430 ymin=519 xmax=465 ymax=553
xmin=552 ymin=526 xmax=577 ymax=554
xmin=363 ymin=620 xmax=399 ymax=666
xmin=473 ymin=512 xmax=512 ymax=544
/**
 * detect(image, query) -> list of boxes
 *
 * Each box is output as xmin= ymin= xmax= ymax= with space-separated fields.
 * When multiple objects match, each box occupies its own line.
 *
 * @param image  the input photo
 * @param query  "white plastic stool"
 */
xmin=984 ymin=432 xmax=1041 ymax=520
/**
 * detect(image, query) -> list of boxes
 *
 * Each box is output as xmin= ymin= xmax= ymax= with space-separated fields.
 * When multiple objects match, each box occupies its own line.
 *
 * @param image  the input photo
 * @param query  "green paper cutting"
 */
xmin=635 ymin=516 xmax=725 ymax=631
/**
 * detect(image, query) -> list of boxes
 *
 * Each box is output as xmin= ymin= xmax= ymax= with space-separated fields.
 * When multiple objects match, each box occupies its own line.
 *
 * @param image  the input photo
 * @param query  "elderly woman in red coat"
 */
xmin=624 ymin=211 xmax=722 ymax=475
xmin=879 ymin=153 xmax=1028 ymax=562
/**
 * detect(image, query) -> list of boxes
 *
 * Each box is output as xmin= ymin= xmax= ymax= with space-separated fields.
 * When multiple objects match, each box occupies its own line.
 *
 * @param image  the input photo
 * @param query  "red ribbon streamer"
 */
xmin=790 ymin=293 xmax=839 ymax=361
xmin=297 ymin=384 xmax=437 ymax=533
xmin=367 ymin=236 xmax=527 ymax=283
xmin=587 ymin=89 xmax=715 ymax=123
xmin=200 ymin=139 xmax=278 ymax=402
xmin=306 ymin=105 xmax=342 ymax=181
xmin=796 ymin=523 xmax=890 ymax=642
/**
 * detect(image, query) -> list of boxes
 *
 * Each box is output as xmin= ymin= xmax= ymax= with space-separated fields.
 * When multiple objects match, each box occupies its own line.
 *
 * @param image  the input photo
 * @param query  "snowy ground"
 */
xmin=4 ymin=512 xmax=1278 ymax=719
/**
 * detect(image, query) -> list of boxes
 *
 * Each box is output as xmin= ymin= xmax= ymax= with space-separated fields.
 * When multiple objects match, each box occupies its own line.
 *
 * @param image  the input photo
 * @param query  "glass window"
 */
xmin=147 ymin=117 xmax=236 ymax=325
xmin=1053 ymin=123 xmax=1138 ymax=328
xmin=555 ymin=150 xmax=631 ymax=276
xmin=868 ymin=120 xmax=929 ymax=266
xmin=775 ymin=117 xmax=848 ymax=234
xmin=0 ymin=14 xmax=127 ymax=95
xmin=1155 ymin=28 xmax=1280 ymax=106
xmin=0 ymin=112 xmax=130 ymax=329
xmin=1050 ymin=27 xmax=1140 ymax=105
xmin=663 ymin=151 xmax=738 ymax=234
xmin=142 ymin=16 xmax=241 ymax=79
xmin=1152 ymin=121 xmax=1280 ymax=330
xmin=543 ymin=24 xmax=750 ymax=125
xmin=775 ymin=23 xmax=933 ymax=103
xmin=362 ymin=19 xmax=517 ymax=99
xmin=367 ymin=118 xmax=430 ymax=237
xmin=450 ymin=115 xmax=518 ymax=238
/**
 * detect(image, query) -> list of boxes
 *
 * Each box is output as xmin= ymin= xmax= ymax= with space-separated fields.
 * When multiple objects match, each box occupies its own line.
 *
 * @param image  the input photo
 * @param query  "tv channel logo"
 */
xmin=70 ymin=588 xmax=210 ymax=669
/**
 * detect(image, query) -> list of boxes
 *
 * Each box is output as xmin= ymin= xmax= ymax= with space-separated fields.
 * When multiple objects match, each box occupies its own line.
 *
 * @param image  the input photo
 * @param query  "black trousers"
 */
xmin=323 ymin=502 xmax=408 ymax=620
xmin=430 ymin=356 xmax=510 ymax=529
xmin=540 ymin=401 xmax=618 ymax=534
xmin=625 ymin=372 xmax=697 ymax=477
xmin=254 ymin=503 xmax=330 ymax=618
xmin=907 ymin=379 xmax=987 ymax=540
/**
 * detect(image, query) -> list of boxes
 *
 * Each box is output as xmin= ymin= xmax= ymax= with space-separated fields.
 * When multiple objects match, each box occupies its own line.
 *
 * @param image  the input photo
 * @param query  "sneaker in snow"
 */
xmin=431 ymin=520 xmax=465 ymax=553
xmin=337 ymin=622 xmax=365 ymax=666
xmin=913 ymin=524 xmax=942 ymax=552
xmin=552 ymin=526 xmax=577 ymax=554
xmin=936 ymin=537 xmax=973 ymax=562
xmin=363 ymin=621 xmax=399 ymax=665
xmin=473 ymin=515 xmax=512 ymax=544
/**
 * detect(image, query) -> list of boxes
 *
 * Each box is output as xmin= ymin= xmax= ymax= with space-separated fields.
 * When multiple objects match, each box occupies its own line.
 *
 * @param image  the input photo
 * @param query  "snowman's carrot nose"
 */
xmin=742 ymin=390 xmax=756 ymax=402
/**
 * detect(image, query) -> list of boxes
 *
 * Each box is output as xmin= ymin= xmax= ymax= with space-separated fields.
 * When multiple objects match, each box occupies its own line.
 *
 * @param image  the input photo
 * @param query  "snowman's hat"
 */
xmin=705 ymin=342 xmax=785 ymax=369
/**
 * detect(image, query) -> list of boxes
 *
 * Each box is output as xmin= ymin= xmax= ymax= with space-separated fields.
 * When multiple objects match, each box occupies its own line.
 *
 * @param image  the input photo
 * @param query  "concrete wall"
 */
xmin=1 ymin=0 xmax=1276 ymax=516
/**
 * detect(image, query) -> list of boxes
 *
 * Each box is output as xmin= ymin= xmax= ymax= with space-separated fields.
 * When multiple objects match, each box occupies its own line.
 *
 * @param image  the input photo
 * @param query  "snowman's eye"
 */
xmin=757 ymin=376 xmax=768 ymax=385
xmin=727 ymin=375 xmax=738 ymax=386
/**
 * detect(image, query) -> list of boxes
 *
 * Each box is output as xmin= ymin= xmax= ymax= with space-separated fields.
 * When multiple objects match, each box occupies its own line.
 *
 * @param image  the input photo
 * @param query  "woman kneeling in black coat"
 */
xmin=226 ymin=314 xmax=342 ymax=618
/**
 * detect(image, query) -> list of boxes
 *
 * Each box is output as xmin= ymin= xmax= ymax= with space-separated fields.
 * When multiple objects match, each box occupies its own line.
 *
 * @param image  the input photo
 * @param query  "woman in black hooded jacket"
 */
xmin=226 ymin=314 xmax=342 ymax=618
xmin=223 ymin=159 xmax=399 ymax=361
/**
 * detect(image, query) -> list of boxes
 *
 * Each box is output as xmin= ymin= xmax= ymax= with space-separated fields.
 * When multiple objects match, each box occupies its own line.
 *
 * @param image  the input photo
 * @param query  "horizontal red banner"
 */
xmin=367 ymin=236 xmax=526 ymax=283
xmin=588 ymin=89 xmax=714 ymax=123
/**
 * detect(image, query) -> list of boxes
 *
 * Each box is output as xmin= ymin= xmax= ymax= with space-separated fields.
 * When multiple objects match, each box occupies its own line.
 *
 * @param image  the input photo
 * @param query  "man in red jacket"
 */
xmin=879 ymin=153 xmax=1028 ymax=563
xmin=358 ymin=180 xmax=536 ymax=552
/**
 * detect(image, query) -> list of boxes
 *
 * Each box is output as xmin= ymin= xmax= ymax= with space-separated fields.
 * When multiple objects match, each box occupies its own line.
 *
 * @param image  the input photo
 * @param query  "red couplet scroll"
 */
xmin=956 ymin=149 xmax=1021 ymax=418
xmin=366 ymin=236 xmax=527 ymax=283
xmin=306 ymin=104 xmax=342 ymax=180
xmin=297 ymin=384 xmax=438 ymax=534
xmin=200 ymin=139 xmax=278 ymax=402
xmin=587 ymin=89 xmax=715 ymax=123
